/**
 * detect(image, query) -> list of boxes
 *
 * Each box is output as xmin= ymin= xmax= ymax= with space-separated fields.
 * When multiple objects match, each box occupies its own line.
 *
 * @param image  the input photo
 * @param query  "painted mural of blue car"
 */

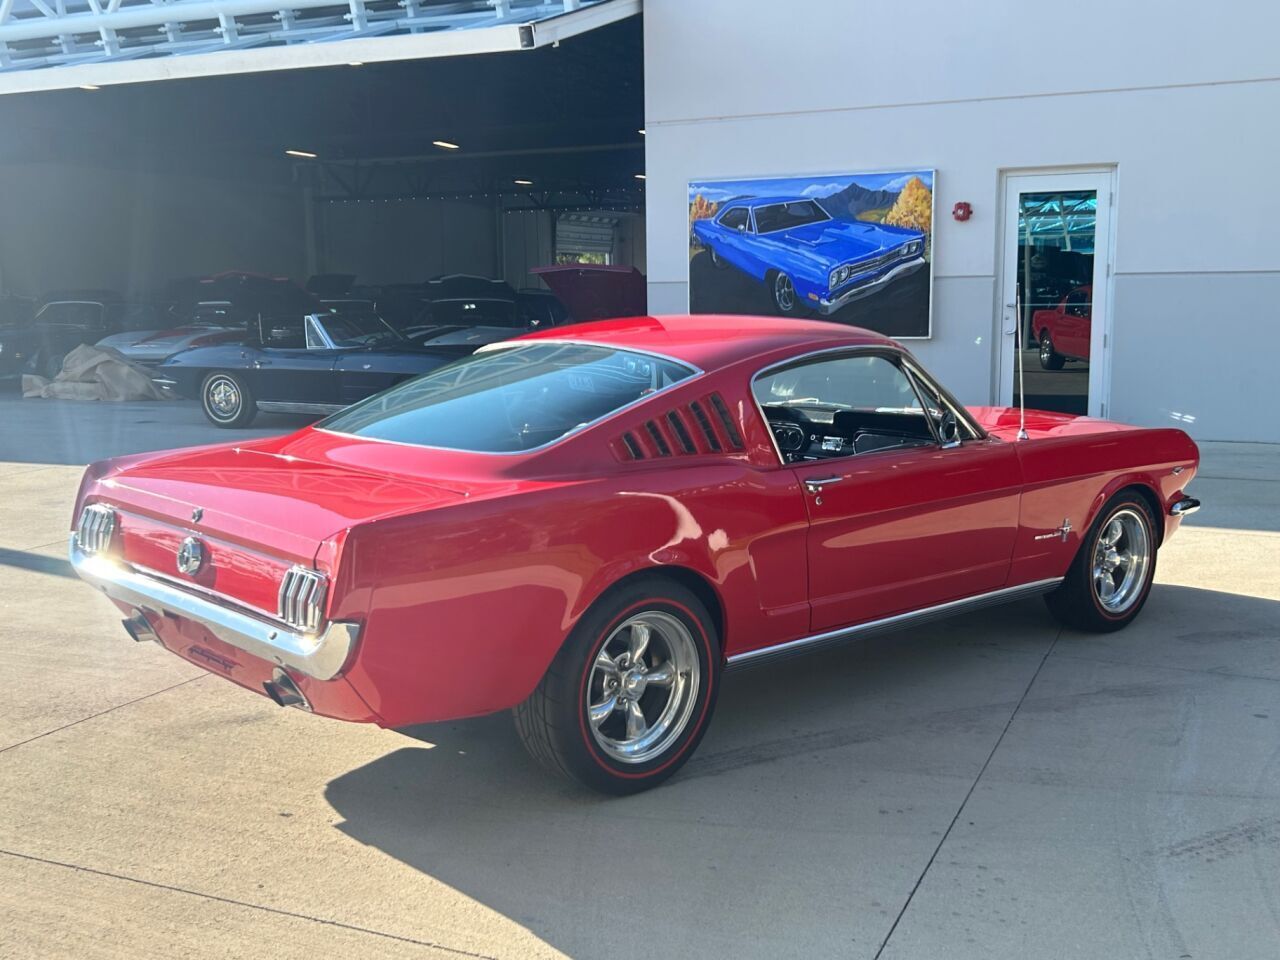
xmin=691 ymin=196 xmax=926 ymax=316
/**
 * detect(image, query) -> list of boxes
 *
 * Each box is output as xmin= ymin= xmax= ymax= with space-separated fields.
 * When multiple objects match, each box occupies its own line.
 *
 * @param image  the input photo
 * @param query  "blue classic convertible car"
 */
xmin=691 ymin=196 xmax=926 ymax=316
xmin=156 ymin=309 xmax=471 ymax=427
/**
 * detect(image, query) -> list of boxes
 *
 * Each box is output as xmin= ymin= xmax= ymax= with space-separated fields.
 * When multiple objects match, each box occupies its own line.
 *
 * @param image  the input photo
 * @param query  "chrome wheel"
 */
xmin=1040 ymin=335 xmax=1053 ymax=365
xmin=586 ymin=611 xmax=700 ymax=765
xmin=206 ymin=375 xmax=241 ymax=421
xmin=773 ymin=272 xmax=797 ymax=313
xmin=1092 ymin=508 xmax=1151 ymax=614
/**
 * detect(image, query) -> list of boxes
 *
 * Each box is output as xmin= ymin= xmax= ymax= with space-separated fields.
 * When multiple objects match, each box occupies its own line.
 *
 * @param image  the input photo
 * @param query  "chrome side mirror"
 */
xmin=940 ymin=412 xmax=961 ymax=448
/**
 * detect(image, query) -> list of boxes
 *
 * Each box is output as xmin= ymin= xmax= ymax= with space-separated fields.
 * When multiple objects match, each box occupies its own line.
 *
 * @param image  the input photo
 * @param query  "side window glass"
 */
xmin=1065 ymin=289 xmax=1091 ymax=317
xmin=720 ymin=208 xmax=749 ymax=231
xmin=39 ymin=302 xmax=101 ymax=327
xmin=905 ymin=364 xmax=979 ymax=443
xmin=753 ymin=354 xmax=936 ymax=461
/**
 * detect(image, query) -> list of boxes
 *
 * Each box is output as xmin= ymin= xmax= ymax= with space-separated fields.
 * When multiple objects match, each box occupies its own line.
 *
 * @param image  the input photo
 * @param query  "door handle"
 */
xmin=803 ymin=475 xmax=843 ymax=494
xmin=253 ymin=359 xmax=272 ymax=368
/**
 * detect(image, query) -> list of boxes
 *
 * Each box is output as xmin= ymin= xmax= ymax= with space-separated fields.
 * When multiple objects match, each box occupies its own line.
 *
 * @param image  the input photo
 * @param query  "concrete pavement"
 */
xmin=1 ymin=395 xmax=1277 ymax=958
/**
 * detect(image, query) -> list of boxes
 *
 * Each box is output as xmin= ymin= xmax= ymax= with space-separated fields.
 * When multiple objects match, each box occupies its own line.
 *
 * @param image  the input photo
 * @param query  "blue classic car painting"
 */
xmin=689 ymin=170 xmax=934 ymax=337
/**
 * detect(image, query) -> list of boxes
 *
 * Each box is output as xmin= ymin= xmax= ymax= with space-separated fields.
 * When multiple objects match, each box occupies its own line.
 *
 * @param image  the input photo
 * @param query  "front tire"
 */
xmin=1045 ymin=492 xmax=1157 ymax=632
xmin=769 ymin=270 xmax=803 ymax=316
xmin=201 ymin=371 xmax=257 ymax=428
xmin=1038 ymin=330 xmax=1065 ymax=370
xmin=514 ymin=577 xmax=721 ymax=795
xmin=38 ymin=349 xmax=66 ymax=379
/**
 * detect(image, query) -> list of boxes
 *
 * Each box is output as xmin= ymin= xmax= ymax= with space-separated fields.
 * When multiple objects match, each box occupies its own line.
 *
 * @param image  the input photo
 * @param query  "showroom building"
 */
xmin=1 ymin=0 xmax=1276 ymax=441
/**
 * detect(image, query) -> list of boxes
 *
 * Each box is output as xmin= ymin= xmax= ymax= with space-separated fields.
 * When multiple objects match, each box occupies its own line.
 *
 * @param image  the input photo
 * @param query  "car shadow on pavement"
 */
xmin=322 ymin=584 xmax=1280 ymax=959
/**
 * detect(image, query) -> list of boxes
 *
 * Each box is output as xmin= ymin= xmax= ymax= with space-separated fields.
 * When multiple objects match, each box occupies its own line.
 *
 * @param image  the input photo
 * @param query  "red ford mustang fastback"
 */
xmin=71 ymin=315 xmax=1200 ymax=793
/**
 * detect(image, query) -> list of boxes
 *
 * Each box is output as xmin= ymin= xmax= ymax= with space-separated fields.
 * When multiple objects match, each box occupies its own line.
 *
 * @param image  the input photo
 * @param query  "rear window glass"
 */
xmin=321 ymin=342 xmax=696 ymax=452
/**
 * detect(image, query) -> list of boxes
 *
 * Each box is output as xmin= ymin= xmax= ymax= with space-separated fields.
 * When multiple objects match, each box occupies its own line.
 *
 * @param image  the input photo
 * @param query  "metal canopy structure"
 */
xmin=1019 ymin=192 xmax=1098 ymax=254
xmin=0 ymin=0 xmax=638 ymax=92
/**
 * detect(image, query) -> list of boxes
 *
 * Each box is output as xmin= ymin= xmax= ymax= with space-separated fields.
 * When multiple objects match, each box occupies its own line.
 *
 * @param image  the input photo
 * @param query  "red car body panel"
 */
xmin=1033 ymin=286 xmax=1092 ymax=361
xmin=72 ymin=315 xmax=1199 ymax=728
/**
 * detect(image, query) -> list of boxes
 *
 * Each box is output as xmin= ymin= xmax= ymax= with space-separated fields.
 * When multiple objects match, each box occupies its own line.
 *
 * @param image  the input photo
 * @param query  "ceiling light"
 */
xmin=79 ymin=84 xmax=100 ymax=91
xmin=514 ymin=179 xmax=534 ymax=186
xmin=433 ymin=140 xmax=460 ymax=150
xmin=285 ymin=149 xmax=318 ymax=159
xmin=638 ymin=128 xmax=646 ymax=135
xmin=634 ymin=174 xmax=647 ymax=180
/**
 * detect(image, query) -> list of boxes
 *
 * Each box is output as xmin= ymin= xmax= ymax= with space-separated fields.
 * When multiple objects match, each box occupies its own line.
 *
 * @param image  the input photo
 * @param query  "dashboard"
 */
xmin=762 ymin=404 xmax=936 ymax=463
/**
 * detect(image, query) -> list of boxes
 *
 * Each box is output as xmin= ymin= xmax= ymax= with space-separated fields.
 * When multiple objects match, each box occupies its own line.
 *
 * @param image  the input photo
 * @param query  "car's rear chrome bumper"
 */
xmin=69 ymin=535 xmax=359 ymax=680
xmin=1169 ymin=496 xmax=1201 ymax=516
xmin=817 ymin=256 xmax=926 ymax=315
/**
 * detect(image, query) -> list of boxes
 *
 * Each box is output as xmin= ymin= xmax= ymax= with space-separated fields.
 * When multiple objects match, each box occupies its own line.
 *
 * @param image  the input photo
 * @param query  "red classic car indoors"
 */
xmin=70 ymin=314 xmax=1201 ymax=794
xmin=1033 ymin=285 xmax=1092 ymax=369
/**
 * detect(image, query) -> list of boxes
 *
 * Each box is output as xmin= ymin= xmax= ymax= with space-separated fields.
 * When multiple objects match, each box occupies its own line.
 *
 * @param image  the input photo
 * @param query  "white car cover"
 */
xmin=22 ymin=343 xmax=172 ymax=402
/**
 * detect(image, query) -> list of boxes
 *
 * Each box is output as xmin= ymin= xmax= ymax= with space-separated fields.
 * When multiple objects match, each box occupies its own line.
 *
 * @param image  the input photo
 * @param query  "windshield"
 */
xmin=321 ymin=313 xmax=405 ymax=347
xmin=753 ymin=200 xmax=830 ymax=234
xmin=421 ymin=298 xmax=519 ymax=328
xmin=320 ymin=342 xmax=696 ymax=452
xmin=191 ymin=302 xmax=249 ymax=328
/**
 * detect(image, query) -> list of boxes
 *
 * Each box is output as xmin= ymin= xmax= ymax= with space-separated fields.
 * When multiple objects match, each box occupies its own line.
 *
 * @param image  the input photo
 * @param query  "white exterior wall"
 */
xmin=642 ymin=0 xmax=1280 ymax=442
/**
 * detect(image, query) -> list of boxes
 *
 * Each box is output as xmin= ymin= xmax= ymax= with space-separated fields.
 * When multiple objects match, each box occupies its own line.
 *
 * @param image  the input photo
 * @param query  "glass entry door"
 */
xmin=999 ymin=172 xmax=1114 ymax=418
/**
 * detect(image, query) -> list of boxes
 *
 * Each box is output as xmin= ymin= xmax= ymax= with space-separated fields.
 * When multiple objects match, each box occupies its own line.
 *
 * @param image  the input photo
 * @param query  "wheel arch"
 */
xmin=580 ymin=564 xmax=727 ymax=660
xmin=1086 ymin=478 xmax=1166 ymax=547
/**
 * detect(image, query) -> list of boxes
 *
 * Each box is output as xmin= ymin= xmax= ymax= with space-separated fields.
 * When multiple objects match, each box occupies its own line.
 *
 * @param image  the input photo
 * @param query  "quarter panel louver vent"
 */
xmin=644 ymin=420 xmax=672 ymax=457
xmin=613 ymin=394 xmax=746 ymax=461
xmin=708 ymin=393 xmax=744 ymax=449
xmin=688 ymin=401 xmax=722 ymax=452
xmin=666 ymin=411 xmax=697 ymax=454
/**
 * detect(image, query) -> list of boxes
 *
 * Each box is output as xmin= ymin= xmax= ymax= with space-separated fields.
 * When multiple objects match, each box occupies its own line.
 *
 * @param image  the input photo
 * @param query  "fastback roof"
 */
xmin=521 ymin=314 xmax=895 ymax=371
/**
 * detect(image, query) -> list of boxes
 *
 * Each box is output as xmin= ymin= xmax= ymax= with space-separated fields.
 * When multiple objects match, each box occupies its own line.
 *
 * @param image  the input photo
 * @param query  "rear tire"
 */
xmin=1038 ymin=330 xmax=1065 ymax=370
xmin=708 ymin=246 xmax=728 ymax=269
xmin=514 ymin=577 xmax=721 ymax=795
xmin=201 ymin=371 xmax=257 ymax=428
xmin=1044 ymin=491 xmax=1157 ymax=632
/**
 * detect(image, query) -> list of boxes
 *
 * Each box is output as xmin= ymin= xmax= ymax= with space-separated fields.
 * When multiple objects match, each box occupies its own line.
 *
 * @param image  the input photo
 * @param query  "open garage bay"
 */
xmin=1 ymin=396 xmax=1277 ymax=959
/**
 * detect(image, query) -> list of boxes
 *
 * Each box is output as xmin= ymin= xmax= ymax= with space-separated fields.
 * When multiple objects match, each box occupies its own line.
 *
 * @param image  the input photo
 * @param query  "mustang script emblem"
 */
xmin=177 ymin=536 xmax=206 ymax=575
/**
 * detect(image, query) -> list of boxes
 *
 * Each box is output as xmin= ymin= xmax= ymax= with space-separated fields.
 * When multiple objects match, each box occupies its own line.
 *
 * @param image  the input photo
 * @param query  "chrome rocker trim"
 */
xmin=726 ymin=577 xmax=1064 ymax=668
xmin=256 ymin=400 xmax=346 ymax=416
xmin=817 ymin=256 xmax=926 ymax=316
xmin=68 ymin=536 xmax=359 ymax=681
xmin=1169 ymin=497 xmax=1201 ymax=516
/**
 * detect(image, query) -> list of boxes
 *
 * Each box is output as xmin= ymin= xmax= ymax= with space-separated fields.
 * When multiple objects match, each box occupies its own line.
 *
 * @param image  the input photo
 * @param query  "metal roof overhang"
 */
xmin=0 ymin=0 xmax=640 ymax=94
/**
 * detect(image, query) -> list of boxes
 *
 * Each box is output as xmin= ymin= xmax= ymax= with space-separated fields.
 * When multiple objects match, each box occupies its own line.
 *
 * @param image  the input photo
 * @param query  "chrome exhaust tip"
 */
xmin=263 ymin=668 xmax=311 ymax=711
xmin=121 ymin=610 xmax=157 ymax=644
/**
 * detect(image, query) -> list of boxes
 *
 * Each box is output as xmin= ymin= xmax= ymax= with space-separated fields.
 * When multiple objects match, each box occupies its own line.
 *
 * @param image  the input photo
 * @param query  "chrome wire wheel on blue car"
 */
xmin=201 ymin=371 xmax=257 ymax=428
xmin=771 ymin=271 xmax=799 ymax=315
